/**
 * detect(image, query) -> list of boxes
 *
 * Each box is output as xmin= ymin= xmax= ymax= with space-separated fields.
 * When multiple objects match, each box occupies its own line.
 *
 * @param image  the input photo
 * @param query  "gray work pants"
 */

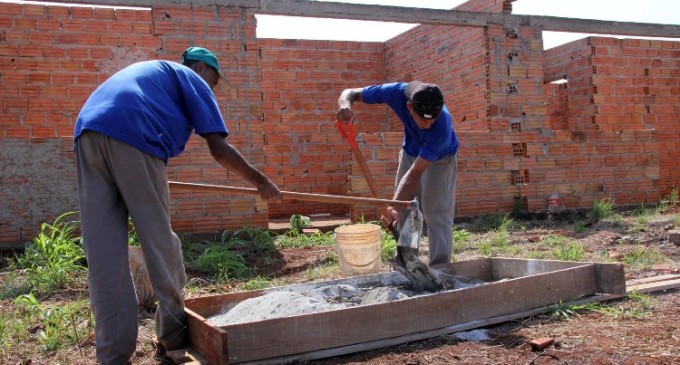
xmin=396 ymin=150 xmax=457 ymax=265
xmin=75 ymin=131 xmax=187 ymax=365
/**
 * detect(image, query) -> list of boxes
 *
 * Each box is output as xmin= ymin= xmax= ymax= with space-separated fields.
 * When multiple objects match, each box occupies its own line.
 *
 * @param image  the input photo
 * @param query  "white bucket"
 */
xmin=333 ymin=223 xmax=382 ymax=276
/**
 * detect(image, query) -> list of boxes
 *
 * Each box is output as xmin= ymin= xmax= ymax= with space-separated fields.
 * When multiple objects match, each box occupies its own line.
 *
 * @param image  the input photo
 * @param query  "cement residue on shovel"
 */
xmin=207 ymin=271 xmax=487 ymax=327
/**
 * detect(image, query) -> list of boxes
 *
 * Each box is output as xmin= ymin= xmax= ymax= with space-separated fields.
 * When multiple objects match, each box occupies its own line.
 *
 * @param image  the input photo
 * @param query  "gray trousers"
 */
xmin=75 ymin=131 xmax=187 ymax=365
xmin=396 ymin=150 xmax=457 ymax=265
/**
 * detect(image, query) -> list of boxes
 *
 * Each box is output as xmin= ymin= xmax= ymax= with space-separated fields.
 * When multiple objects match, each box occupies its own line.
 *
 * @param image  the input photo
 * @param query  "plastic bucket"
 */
xmin=333 ymin=223 xmax=382 ymax=276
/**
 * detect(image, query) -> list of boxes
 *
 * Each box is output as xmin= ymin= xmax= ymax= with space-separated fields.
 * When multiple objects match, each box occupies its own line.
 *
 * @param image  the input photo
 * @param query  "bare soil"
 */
xmin=3 ymin=207 xmax=680 ymax=365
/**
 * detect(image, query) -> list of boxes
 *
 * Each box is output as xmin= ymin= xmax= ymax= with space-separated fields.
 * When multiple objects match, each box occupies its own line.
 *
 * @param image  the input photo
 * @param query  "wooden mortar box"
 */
xmin=183 ymin=257 xmax=625 ymax=364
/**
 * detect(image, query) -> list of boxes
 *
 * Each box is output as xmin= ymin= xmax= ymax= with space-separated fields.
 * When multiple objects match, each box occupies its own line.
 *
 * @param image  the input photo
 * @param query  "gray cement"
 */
xmin=207 ymin=270 xmax=486 ymax=327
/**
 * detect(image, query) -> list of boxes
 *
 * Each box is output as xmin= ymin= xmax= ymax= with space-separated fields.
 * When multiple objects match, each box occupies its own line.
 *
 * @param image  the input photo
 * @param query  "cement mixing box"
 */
xmin=182 ymin=257 xmax=625 ymax=364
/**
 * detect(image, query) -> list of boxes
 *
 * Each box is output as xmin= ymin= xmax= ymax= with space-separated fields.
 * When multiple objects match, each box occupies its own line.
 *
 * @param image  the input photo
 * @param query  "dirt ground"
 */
xmin=3 ymin=207 xmax=680 ymax=365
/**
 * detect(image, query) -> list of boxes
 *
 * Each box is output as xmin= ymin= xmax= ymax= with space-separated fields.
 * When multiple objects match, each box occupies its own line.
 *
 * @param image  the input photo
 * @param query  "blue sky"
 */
xmin=256 ymin=0 xmax=680 ymax=49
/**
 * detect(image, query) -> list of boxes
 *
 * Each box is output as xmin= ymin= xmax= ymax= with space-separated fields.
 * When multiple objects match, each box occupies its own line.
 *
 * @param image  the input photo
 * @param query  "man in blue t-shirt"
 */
xmin=336 ymin=81 xmax=459 ymax=266
xmin=74 ymin=47 xmax=280 ymax=365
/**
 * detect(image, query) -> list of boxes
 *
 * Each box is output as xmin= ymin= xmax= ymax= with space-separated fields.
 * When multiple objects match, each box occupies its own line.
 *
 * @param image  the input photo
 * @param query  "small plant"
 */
xmin=590 ymin=198 xmax=615 ymax=222
xmin=539 ymin=234 xmax=567 ymax=247
xmin=453 ymin=228 xmax=470 ymax=243
xmin=657 ymin=189 xmax=679 ymax=212
xmin=240 ymin=276 xmax=274 ymax=291
xmin=571 ymin=220 xmax=585 ymax=233
xmin=275 ymin=229 xmax=334 ymax=249
xmin=620 ymin=246 xmax=666 ymax=270
xmin=229 ymin=226 xmax=276 ymax=254
xmin=12 ymin=293 xmax=92 ymax=352
xmin=552 ymin=243 xmax=585 ymax=261
xmin=380 ymin=230 xmax=397 ymax=262
xmin=674 ymin=214 xmax=680 ymax=227
xmin=8 ymin=212 xmax=85 ymax=298
xmin=194 ymin=246 xmax=250 ymax=281
xmin=478 ymin=230 xmax=511 ymax=256
xmin=598 ymin=291 xmax=655 ymax=319
xmin=305 ymin=256 xmax=338 ymax=280
xmin=550 ymin=300 xmax=601 ymax=321
xmin=471 ymin=214 xmax=512 ymax=232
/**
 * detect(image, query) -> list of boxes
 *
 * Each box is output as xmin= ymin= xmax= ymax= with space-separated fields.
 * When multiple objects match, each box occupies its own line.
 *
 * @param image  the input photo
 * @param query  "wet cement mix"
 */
xmin=208 ymin=270 xmax=486 ymax=327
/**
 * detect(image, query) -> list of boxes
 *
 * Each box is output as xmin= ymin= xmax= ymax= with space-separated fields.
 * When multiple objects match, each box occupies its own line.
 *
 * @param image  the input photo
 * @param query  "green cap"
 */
xmin=180 ymin=46 xmax=227 ymax=81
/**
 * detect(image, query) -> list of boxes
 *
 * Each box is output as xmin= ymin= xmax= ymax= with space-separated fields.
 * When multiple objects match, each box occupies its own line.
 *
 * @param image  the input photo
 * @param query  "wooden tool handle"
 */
xmin=168 ymin=181 xmax=414 ymax=208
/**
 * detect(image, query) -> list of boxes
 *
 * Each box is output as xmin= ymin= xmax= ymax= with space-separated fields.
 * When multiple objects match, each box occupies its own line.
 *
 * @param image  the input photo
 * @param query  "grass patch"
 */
xmin=4 ymin=293 xmax=93 ymax=353
xmin=3 ymin=212 xmax=85 ymax=299
xmin=275 ymin=230 xmax=334 ymax=249
xmin=620 ymin=246 xmax=666 ymax=270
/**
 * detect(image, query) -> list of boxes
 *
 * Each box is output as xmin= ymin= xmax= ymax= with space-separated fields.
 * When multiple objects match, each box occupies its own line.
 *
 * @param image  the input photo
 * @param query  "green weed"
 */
xmin=620 ymin=246 xmax=666 ymax=270
xmin=193 ymin=246 xmax=250 ymax=281
xmin=275 ymin=230 xmax=334 ymax=249
xmin=539 ymin=234 xmax=567 ymax=247
xmin=590 ymin=198 xmax=615 ymax=222
xmin=550 ymin=300 xmax=601 ymax=321
xmin=598 ymin=291 xmax=655 ymax=319
xmin=472 ymin=214 xmax=513 ymax=232
xmin=552 ymin=243 xmax=585 ymax=261
xmin=10 ymin=293 xmax=92 ymax=352
xmin=380 ymin=230 xmax=397 ymax=262
xmin=229 ymin=226 xmax=277 ymax=254
xmin=239 ymin=276 xmax=274 ymax=291
xmin=6 ymin=212 xmax=85 ymax=298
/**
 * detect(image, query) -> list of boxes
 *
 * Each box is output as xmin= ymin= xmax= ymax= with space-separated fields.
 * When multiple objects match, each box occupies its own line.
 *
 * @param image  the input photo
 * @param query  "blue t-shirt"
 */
xmin=362 ymin=82 xmax=458 ymax=161
xmin=74 ymin=60 xmax=228 ymax=163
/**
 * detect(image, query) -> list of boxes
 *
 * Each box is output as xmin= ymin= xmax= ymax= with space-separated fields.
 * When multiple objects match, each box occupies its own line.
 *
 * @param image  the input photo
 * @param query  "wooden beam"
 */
xmin=44 ymin=0 xmax=680 ymax=38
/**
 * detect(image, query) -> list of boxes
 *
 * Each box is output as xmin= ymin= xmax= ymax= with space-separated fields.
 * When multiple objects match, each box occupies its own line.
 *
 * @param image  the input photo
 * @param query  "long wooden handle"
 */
xmin=336 ymin=120 xmax=380 ymax=198
xmin=168 ymin=181 xmax=414 ymax=208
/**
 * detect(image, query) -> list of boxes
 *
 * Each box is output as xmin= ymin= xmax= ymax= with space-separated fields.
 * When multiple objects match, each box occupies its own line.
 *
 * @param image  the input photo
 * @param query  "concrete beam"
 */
xmin=45 ymin=0 xmax=680 ymax=38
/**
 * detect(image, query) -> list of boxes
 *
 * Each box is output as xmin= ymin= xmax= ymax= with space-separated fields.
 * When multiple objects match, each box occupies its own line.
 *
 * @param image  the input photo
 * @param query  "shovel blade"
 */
xmin=393 ymin=246 xmax=445 ymax=292
xmin=396 ymin=207 xmax=422 ymax=250
xmin=390 ymin=206 xmax=445 ymax=292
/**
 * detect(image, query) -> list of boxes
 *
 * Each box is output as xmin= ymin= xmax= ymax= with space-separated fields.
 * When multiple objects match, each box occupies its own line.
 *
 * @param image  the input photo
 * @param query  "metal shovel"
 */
xmin=388 ymin=200 xmax=446 ymax=292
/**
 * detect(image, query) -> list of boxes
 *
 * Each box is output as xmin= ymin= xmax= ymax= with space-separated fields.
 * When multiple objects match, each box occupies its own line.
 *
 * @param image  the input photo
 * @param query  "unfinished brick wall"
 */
xmin=0 ymin=1 xmax=270 ymax=244
xmin=153 ymin=4 xmax=272 ymax=233
xmin=258 ymin=39 xmax=386 ymax=218
xmin=0 ymin=2 xmax=157 ymax=244
xmin=545 ymin=37 xmax=680 ymax=196
xmin=0 ymin=0 xmax=678 ymax=247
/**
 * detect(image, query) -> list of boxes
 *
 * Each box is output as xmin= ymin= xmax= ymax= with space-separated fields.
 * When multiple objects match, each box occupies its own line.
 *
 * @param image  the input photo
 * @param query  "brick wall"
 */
xmin=545 ymin=37 xmax=680 ymax=196
xmin=0 ymin=2 xmax=157 ymax=244
xmin=0 ymin=0 xmax=678 ymax=246
xmin=258 ymin=38 xmax=385 ymax=218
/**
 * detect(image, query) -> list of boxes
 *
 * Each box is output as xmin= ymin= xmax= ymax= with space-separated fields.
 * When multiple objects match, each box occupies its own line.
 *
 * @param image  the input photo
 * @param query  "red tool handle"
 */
xmin=335 ymin=120 xmax=380 ymax=198
xmin=335 ymin=120 xmax=358 ymax=149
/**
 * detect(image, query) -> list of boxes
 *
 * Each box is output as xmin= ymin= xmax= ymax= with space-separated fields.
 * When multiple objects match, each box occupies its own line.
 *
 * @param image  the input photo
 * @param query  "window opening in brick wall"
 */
xmin=512 ymin=143 xmax=527 ymax=157
xmin=510 ymin=122 xmax=522 ymax=132
xmin=511 ymin=170 xmax=529 ymax=185
xmin=508 ymin=83 xmax=518 ymax=95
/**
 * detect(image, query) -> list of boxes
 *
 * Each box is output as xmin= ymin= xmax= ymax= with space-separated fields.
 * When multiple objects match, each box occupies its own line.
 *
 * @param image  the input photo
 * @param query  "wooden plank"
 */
xmin=627 ymin=274 xmax=680 ymax=286
xmin=45 ymin=0 xmax=680 ymax=38
xmin=186 ymin=290 xmax=266 ymax=319
xmin=185 ymin=308 xmax=229 ymax=365
xmin=629 ymin=279 xmax=680 ymax=294
xmin=239 ymin=277 xmax=680 ymax=365
xmin=594 ymin=262 xmax=626 ymax=295
xmin=239 ymin=293 xmax=621 ymax=365
xmin=434 ymin=257 xmax=493 ymax=281
xmin=489 ymin=257 xmax=586 ymax=279
xmin=218 ymin=265 xmax=598 ymax=363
